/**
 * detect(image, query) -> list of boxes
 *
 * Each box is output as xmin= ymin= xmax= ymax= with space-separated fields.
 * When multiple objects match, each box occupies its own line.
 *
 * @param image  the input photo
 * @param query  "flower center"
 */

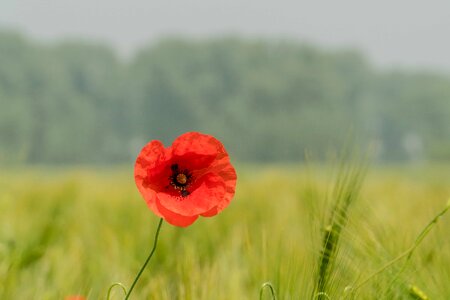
xmin=176 ymin=173 xmax=188 ymax=185
xmin=169 ymin=164 xmax=192 ymax=197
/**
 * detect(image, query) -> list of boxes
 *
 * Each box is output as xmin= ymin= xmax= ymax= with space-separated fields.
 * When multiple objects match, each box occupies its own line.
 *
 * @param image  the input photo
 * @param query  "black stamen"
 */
xmin=169 ymin=163 xmax=193 ymax=197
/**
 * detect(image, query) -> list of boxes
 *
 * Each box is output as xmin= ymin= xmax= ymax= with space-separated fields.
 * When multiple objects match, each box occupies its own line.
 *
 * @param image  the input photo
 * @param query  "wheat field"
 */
xmin=0 ymin=164 xmax=449 ymax=299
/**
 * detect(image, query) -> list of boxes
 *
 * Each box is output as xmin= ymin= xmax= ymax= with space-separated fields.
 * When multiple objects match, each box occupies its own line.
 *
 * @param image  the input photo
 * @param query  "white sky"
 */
xmin=1 ymin=0 xmax=450 ymax=70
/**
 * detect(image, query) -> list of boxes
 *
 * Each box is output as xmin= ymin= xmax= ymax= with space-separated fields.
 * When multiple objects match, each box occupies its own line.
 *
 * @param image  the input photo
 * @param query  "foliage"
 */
xmin=1 ymin=31 xmax=450 ymax=164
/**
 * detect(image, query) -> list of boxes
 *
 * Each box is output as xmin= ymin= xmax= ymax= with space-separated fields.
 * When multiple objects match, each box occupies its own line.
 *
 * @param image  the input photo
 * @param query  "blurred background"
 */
xmin=1 ymin=0 xmax=450 ymax=164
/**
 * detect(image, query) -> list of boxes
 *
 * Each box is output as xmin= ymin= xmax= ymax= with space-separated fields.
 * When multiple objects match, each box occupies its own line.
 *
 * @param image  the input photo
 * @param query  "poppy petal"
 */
xmin=200 ymin=206 xmax=219 ymax=217
xmin=206 ymin=155 xmax=237 ymax=212
xmin=172 ymin=132 xmax=225 ymax=157
xmin=135 ymin=140 xmax=167 ymax=216
xmin=156 ymin=198 xmax=198 ymax=227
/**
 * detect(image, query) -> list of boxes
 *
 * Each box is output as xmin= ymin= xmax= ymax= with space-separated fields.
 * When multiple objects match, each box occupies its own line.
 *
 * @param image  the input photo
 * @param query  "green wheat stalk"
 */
xmin=347 ymin=199 xmax=450 ymax=297
xmin=313 ymin=152 xmax=367 ymax=300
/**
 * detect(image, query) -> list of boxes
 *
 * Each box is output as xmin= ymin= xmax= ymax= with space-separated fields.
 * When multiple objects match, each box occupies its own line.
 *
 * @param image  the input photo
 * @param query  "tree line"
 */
xmin=1 ymin=31 xmax=449 ymax=164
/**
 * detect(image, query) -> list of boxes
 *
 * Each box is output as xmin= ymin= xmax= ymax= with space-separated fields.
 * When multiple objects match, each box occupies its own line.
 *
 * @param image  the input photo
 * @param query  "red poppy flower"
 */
xmin=134 ymin=132 xmax=237 ymax=227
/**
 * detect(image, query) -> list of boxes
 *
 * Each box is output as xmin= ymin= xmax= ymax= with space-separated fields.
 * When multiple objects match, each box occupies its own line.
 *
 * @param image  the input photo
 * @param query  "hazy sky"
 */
xmin=1 ymin=0 xmax=450 ymax=70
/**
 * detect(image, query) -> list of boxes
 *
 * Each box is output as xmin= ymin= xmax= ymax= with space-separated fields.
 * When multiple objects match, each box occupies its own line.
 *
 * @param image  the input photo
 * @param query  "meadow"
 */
xmin=0 ymin=164 xmax=449 ymax=299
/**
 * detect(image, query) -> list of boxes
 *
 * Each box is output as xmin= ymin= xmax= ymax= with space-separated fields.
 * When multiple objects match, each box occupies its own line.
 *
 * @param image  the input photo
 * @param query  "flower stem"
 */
xmin=259 ymin=282 xmax=277 ymax=300
xmin=125 ymin=218 xmax=164 ymax=300
xmin=106 ymin=282 xmax=127 ymax=300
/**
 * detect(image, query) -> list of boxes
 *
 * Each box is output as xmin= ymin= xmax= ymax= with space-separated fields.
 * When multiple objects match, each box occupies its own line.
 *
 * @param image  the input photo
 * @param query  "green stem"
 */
xmin=125 ymin=218 xmax=164 ymax=300
xmin=351 ymin=202 xmax=450 ymax=293
xmin=106 ymin=282 xmax=127 ymax=300
xmin=259 ymin=282 xmax=277 ymax=300
xmin=386 ymin=202 xmax=450 ymax=289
